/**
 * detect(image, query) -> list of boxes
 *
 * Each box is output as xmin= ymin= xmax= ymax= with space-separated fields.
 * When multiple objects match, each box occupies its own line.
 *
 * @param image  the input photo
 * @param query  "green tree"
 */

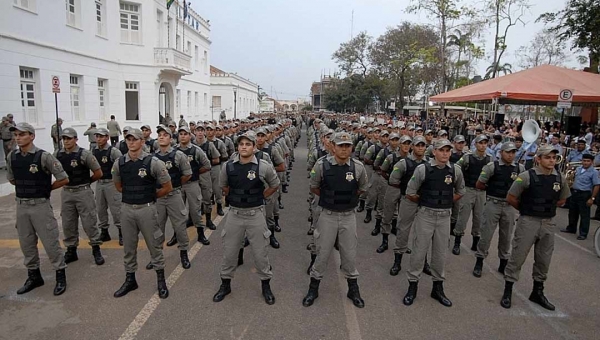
xmin=332 ymin=32 xmax=373 ymax=77
xmin=485 ymin=62 xmax=513 ymax=79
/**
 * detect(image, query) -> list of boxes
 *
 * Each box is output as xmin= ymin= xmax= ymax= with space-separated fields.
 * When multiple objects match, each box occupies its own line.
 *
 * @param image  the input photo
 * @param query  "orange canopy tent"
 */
xmin=430 ymin=65 xmax=600 ymax=106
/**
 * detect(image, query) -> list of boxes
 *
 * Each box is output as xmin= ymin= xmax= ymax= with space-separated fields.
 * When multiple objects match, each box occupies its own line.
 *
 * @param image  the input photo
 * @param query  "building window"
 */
xmin=176 ymin=89 xmax=181 ymax=114
xmin=19 ymin=67 xmax=38 ymax=125
xmin=13 ymin=0 xmax=37 ymax=12
xmin=65 ymin=0 xmax=80 ymax=28
xmin=212 ymin=95 xmax=220 ymax=111
xmin=96 ymin=0 xmax=106 ymax=36
xmin=120 ymin=2 xmax=141 ymax=44
xmin=186 ymin=90 xmax=191 ymax=114
xmin=125 ymin=82 xmax=139 ymax=120
xmin=194 ymin=46 xmax=199 ymax=70
xmin=186 ymin=41 xmax=191 ymax=55
xmin=203 ymin=51 xmax=208 ymax=74
xmin=98 ymin=79 xmax=107 ymax=121
xmin=194 ymin=92 xmax=199 ymax=115
xmin=70 ymin=75 xmax=82 ymax=121
xmin=204 ymin=93 xmax=208 ymax=109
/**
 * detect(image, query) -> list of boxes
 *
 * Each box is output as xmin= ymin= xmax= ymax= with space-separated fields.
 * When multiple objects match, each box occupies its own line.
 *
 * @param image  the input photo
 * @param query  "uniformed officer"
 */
xmin=83 ymin=122 xmax=98 ymax=150
xmin=403 ymin=139 xmax=465 ymax=307
xmin=450 ymin=135 xmax=467 ymax=233
xmin=472 ymin=142 xmax=524 ymax=278
xmin=51 ymin=118 xmax=63 ymax=151
xmin=561 ymin=153 xmax=599 ymax=240
xmin=363 ymin=130 xmax=389 ymax=226
xmin=303 ymin=132 xmax=368 ymax=309
xmin=500 ymin=145 xmax=570 ymax=310
xmin=116 ymin=126 xmax=131 ymax=155
xmin=148 ymin=124 xmax=192 ymax=270
xmin=1 ymin=117 xmax=14 ymax=161
xmin=92 ymin=128 xmax=124 ymax=245
xmin=194 ymin=125 xmax=220 ymax=230
xmin=56 ymin=127 xmax=105 ymax=265
xmin=206 ymin=124 xmax=229 ymax=216
xmin=8 ymin=122 xmax=69 ymax=296
xmin=112 ymin=128 xmax=171 ymax=299
xmin=452 ymin=134 xmax=491 ymax=255
xmin=141 ymin=125 xmax=159 ymax=153
xmin=212 ymin=132 xmax=279 ymax=305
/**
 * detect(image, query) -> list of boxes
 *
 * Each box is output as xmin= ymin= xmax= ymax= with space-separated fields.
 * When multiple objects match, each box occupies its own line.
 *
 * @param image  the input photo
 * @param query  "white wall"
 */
xmin=210 ymin=74 xmax=258 ymax=120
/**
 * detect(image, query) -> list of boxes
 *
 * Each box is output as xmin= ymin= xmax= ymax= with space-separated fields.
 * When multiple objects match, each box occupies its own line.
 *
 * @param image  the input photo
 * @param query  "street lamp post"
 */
xmin=233 ymin=88 xmax=237 ymax=119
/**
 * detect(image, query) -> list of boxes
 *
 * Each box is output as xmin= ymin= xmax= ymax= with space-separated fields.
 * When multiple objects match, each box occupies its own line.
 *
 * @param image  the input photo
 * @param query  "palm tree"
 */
xmin=447 ymin=29 xmax=472 ymax=89
xmin=484 ymin=62 xmax=512 ymax=79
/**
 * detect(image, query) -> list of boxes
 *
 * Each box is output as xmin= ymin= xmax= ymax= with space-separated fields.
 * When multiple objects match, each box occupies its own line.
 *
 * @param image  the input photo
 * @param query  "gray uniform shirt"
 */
xmin=93 ymin=144 xmax=123 ymax=167
xmin=379 ymin=147 xmax=401 ymax=172
xmin=155 ymin=147 xmax=193 ymax=180
xmin=178 ymin=143 xmax=211 ymax=171
xmin=261 ymin=142 xmax=285 ymax=167
xmin=310 ymin=156 xmax=368 ymax=192
xmin=54 ymin=145 xmax=101 ymax=187
xmin=1 ymin=124 xmax=13 ymax=140
xmin=219 ymin=155 xmax=280 ymax=189
xmin=478 ymin=159 xmax=525 ymax=200
xmin=83 ymin=128 xmax=97 ymax=143
xmin=406 ymin=159 xmax=466 ymax=210
xmin=111 ymin=151 xmax=171 ymax=185
xmin=389 ymin=154 xmax=428 ymax=186
xmin=107 ymin=120 xmax=121 ymax=137
xmin=208 ymin=137 xmax=228 ymax=162
xmin=195 ymin=138 xmax=221 ymax=161
xmin=7 ymin=145 xmax=68 ymax=182
xmin=507 ymin=166 xmax=570 ymax=201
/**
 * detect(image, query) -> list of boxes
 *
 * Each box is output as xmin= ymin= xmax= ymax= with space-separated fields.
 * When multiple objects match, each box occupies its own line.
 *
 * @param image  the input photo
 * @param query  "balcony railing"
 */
xmin=154 ymin=48 xmax=192 ymax=75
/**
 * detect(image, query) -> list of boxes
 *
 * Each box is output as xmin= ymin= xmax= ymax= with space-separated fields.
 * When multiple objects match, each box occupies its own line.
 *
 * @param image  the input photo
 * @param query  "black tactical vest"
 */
xmin=519 ymin=169 xmax=561 ymax=218
xmin=57 ymin=148 xmax=91 ymax=186
xmin=419 ymin=163 xmax=455 ymax=209
xmin=119 ymin=141 xmax=129 ymax=154
xmin=318 ymin=159 xmax=359 ymax=212
xmin=225 ymin=160 xmax=265 ymax=208
xmin=155 ymin=150 xmax=181 ymax=188
xmin=119 ymin=155 xmax=156 ymax=204
xmin=93 ymin=146 xmax=114 ymax=180
xmin=261 ymin=144 xmax=279 ymax=166
xmin=386 ymin=153 xmax=400 ymax=177
xmin=145 ymin=139 xmax=155 ymax=153
xmin=180 ymin=146 xmax=200 ymax=182
xmin=449 ymin=151 xmax=463 ymax=164
xmin=399 ymin=158 xmax=419 ymax=195
xmin=464 ymin=154 xmax=490 ymax=188
xmin=486 ymin=161 xmax=518 ymax=199
xmin=11 ymin=150 xmax=52 ymax=199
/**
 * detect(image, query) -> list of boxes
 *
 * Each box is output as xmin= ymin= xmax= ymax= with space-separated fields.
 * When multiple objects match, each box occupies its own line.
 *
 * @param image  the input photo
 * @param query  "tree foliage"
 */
xmin=332 ymin=32 xmax=372 ymax=77
xmin=515 ymin=29 xmax=567 ymax=69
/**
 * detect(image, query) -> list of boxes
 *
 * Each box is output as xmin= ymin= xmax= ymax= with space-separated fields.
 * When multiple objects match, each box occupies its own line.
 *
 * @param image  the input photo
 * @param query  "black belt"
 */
xmin=572 ymin=189 xmax=591 ymax=193
xmin=3 ymin=139 xmax=12 ymax=142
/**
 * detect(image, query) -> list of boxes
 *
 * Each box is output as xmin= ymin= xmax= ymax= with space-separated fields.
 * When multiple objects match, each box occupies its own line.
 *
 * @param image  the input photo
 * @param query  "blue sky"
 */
xmin=195 ymin=0 xmax=576 ymax=100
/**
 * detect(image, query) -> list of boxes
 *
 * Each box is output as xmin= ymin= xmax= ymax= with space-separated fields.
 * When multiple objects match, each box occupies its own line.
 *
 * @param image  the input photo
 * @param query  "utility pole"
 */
xmin=233 ymin=87 xmax=237 ymax=119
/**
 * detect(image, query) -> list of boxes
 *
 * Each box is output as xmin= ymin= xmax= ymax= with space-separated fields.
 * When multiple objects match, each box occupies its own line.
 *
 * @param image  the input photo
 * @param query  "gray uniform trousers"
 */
xmin=16 ymin=199 xmax=66 ymax=270
xmin=310 ymin=209 xmax=359 ymax=280
xmin=121 ymin=203 xmax=165 ymax=272
xmin=476 ymin=198 xmax=516 ymax=260
xmin=451 ymin=201 xmax=460 ymax=225
xmin=381 ymin=185 xmax=400 ymax=233
xmin=156 ymin=190 xmax=190 ymax=251
xmin=407 ymin=207 xmax=451 ymax=282
xmin=210 ymin=165 xmax=223 ymax=205
xmin=454 ymin=187 xmax=485 ymax=237
xmin=199 ymin=172 xmax=213 ymax=213
xmin=274 ymin=172 xmax=285 ymax=217
xmin=504 ymin=215 xmax=555 ymax=283
xmin=366 ymin=174 xmax=385 ymax=218
xmin=182 ymin=181 xmax=204 ymax=227
xmin=265 ymin=193 xmax=278 ymax=230
xmin=95 ymin=180 xmax=122 ymax=230
xmin=220 ymin=206 xmax=273 ymax=280
xmin=3 ymin=140 xmax=12 ymax=160
xmin=89 ymin=142 xmax=97 ymax=151
xmin=365 ymin=171 xmax=380 ymax=211
xmin=308 ymin=203 xmax=323 ymax=255
xmin=61 ymin=186 xmax=102 ymax=247
xmin=393 ymin=197 xmax=420 ymax=254
xmin=361 ymin=165 xmax=374 ymax=201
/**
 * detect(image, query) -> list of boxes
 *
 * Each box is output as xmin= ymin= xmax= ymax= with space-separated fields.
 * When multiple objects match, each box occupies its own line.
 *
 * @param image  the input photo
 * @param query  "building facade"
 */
xmin=310 ymin=75 xmax=333 ymax=111
xmin=0 ymin=0 xmax=211 ymax=151
xmin=209 ymin=66 xmax=258 ymax=121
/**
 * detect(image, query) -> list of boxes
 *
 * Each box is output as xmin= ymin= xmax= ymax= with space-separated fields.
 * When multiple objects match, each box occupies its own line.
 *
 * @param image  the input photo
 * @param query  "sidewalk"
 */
xmin=0 ymin=168 xmax=14 ymax=197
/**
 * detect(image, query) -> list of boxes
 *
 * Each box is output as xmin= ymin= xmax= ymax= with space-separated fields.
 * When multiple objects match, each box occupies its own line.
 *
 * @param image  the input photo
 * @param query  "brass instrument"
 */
xmin=565 ymin=161 xmax=581 ymax=188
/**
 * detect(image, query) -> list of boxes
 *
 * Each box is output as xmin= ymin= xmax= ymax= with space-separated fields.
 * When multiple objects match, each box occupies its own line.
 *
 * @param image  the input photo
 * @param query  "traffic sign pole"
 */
xmin=52 ymin=76 xmax=62 ymax=150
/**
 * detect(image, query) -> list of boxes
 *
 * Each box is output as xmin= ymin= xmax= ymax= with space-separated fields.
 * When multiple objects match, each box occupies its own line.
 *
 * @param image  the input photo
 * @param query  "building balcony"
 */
xmin=154 ymin=48 xmax=192 ymax=76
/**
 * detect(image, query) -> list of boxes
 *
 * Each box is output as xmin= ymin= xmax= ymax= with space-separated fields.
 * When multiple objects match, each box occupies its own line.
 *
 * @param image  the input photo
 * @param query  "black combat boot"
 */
xmin=452 ymin=236 xmax=461 ymax=255
xmin=64 ymin=246 xmax=78 ymax=264
xmin=166 ymin=234 xmax=178 ymax=247
xmin=114 ymin=272 xmax=138 ymax=298
xmin=237 ymin=249 xmax=244 ymax=266
xmin=471 ymin=236 xmax=480 ymax=251
xmin=500 ymin=281 xmax=514 ymax=308
xmin=403 ymin=281 xmax=418 ymax=306
xmin=423 ymin=256 xmax=432 ymax=276
xmin=17 ymin=268 xmax=44 ymax=295
xmin=308 ymin=215 xmax=312 ymax=223
xmin=302 ymin=278 xmax=320 ymax=307
xmin=371 ymin=218 xmax=381 ymax=236
xmin=92 ymin=245 xmax=105 ymax=265
xmin=213 ymin=278 xmax=231 ymax=302
xmin=363 ymin=209 xmax=373 ymax=223
xmin=529 ymin=281 xmax=555 ymax=310
xmin=473 ymin=257 xmax=484 ymax=278
xmin=278 ymin=196 xmax=284 ymax=209
xmin=306 ymin=254 xmax=317 ymax=275
xmin=156 ymin=269 xmax=169 ymax=299
xmin=282 ymin=184 xmax=288 ymax=193
xmin=100 ymin=228 xmax=111 ymax=242
xmin=261 ymin=279 xmax=275 ymax=305
xmin=186 ymin=218 xmax=194 ymax=227
xmin=53 ymin=269 xmax=67 ymax=296
xmin=216 ymin=203 xmax=225 ymax=216
xmin=347 ymin=279 xmax=365 ymax=308
xmin=390 ymin=253 xmax=402 ymax=276
xmin=356 ymin=200 xmax=365 ymax=213
xmin=269 ymin=227 xmax=280 ymax=249
xmin=391 ymin=219 xmax=398 ymax=235
xmin=307 ymin=223 xmax=314 ymax=235
xmin=430 ymin=281 xmax=452 ymax=307
xmin=376 ymin=233 xmax=388 ymax=253
xmin=498 ymin=259 xmax=508 ymax=274
xmin=118 ymin=229 xmax=123 ymax=246
xmin=274 ymin=216 xmax=282 ymax=232
xmin=197 ymin=227 xmax=210 ymax=245
xmin=244 ymin=237 xmax=250 ymax=247
xmin=180 ymin=250 xmax=191 ymax=269
xmin=205 ymin=213 xmax=216 ymax=230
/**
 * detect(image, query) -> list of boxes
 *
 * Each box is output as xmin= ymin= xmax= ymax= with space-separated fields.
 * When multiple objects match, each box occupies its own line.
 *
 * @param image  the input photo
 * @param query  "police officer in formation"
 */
xmin=206 ymin=124 xmax=229 ymax=216
xmin=194 ymin=124 xmax=220 ymax=230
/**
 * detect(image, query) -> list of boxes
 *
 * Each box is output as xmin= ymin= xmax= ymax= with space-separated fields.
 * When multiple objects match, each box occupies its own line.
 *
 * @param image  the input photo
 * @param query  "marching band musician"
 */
xmin=561 ymin=153 xmax=599 ymax=240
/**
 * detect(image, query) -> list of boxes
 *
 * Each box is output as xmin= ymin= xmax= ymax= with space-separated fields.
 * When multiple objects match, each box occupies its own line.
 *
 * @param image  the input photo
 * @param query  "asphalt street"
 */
xmin=1 ymin=133 xmax=599 ymax=340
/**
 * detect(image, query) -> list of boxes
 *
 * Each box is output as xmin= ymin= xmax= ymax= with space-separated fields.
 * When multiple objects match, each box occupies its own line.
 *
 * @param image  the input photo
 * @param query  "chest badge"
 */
xmin=70 ymin=159 xmax=78 ymax=168
xmin=511 ymin=172 xmax=517 ymax=180
xmin=101 ymin=156 xmax=108 ymax=164
xmin=247 ymin=170 xmax=256 ymax=180
xmin=165 ymin=161 xmax=173 ymax=170
xmin=346 ymin=172 xmax=354 ymax=182
xmin=29 ymin=164 xmax=38 ymax=173
xmin=444 ymin=175 xmax=453 ymax=185
xmin=553 ymin=182 xmax=561 ymax=192
xmin=187 ymin=155 xmax=193 ymax=162
xmin=138 ymin=167 xmax=147 ymax=178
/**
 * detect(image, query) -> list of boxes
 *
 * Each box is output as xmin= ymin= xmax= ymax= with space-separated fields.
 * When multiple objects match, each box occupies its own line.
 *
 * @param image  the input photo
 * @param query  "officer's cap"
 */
xmin=91 ymin=122 xmax=97 ymax=127
xmin=536 ymin=145 xmax=559 ymax=157
xmin=94 ymin=128 xmax=109 ymax=136
xmin=474 ymin=134 xmax=489 ymax=143
xmin=215 ymin=125 xmax=223 ymax=131
xmin=400 ymin=135 xmax=412 ymax=144
xmin=256 ymin=127 xmax=268 ymax=136
xmin=7 ymin=114 xmax=14 ymax=118
xmin=576 ymin=139 xmax=587 ymax=144
xmin=238 ymin=131 xmax=256 ymax=145
xmin=389 ymin=133 xmax=401 ymax=140
xmin=453 ymin=135 xmax=466 ymax=143
xmin=156 ymin=125 xmax=170 ymax=134
xmin=366 ymin=128 xmax=373 ymax=133
xmin=205 ymin=124 xmax=215 ymax=130
xmin=141 ymin=125 xmax=151 ymax=131
xmin=434 ymin=139 xmax=453 ymax=150
xmin=380 ymin=130 xmax=390 ymax=137
xmin=501 ymin=142 xmax=518 ymax=152
xmin=408 ymin=126 xmax=415 ymax=131
xmin=189 ymin=121 xmax=196 ymax=126
xmin=583 ymin=153 xmax=594 ymax=160
xmin=168 ymin=122 xmax=176 ymax=128
xmin=333 ymin=132 xmax=353 ymax=145
xmin=9 ymin=122 xmax=35 ymax=134
xmin=373 ymin=127 xmax=381 ymax=132
xmin=415 ymin=127 xmax=423 ymax=132
xmin=122 ymin=126 xmax=132 ymax=132
xmin=437 ymin=129 xmax=448 ymax=137
xmin=412 ymin=136 xmax=427 ymax=146
xmin=324 ymin=129 xmax=335 ymax=137
xmin=178 ymin=125 xmax=191 ymax=134
xmin=61 ymin=127 xmax=77 ymax=138
xmin=125 ymin=128 xmax=143 ymax=140
xmin=425 ymin=129 xmax=433 ymax=135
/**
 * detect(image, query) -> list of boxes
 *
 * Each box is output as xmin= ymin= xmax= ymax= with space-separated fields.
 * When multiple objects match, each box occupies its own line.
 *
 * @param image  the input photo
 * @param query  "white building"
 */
xmin=209 ymin=66 xmax=258 ymax=121
xmin=0 ymin=0 xmax=211 ymax=152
